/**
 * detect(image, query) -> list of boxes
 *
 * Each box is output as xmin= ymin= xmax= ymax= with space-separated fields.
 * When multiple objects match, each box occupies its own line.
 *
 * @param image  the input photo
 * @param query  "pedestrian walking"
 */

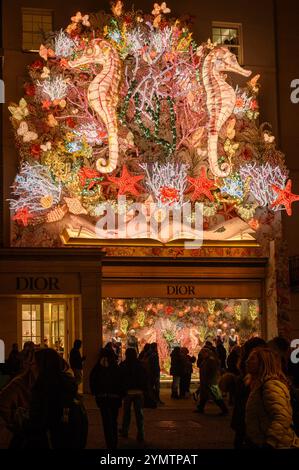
xmin=170 ymin=347 xmax=182 ymax=399
xmin=90 ymin=348 xmax=124 ymax=449
xmin=69 ymin=339 xmax=85 ymax=386
xmin=120 ymin=348 xmax=147 ymax=442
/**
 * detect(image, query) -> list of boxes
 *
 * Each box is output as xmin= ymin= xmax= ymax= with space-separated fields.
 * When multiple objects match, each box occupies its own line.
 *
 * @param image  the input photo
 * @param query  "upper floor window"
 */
xmin=22 ymin=8 xmax=53 ymax=52
xmin=212 ymin=22 xmax=243 ymax=64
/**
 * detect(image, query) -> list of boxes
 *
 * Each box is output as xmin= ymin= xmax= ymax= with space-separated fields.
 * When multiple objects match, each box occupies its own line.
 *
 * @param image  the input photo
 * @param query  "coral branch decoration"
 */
xmin=9 ymin=163 xmax=62 ymax=216
xmin=239 ymin=163 xmax=288 ymax=209
xmin=7 ymin=2 xmax=296 ymax=244
xmin=140 ymin=162 xmax=188 ymax=208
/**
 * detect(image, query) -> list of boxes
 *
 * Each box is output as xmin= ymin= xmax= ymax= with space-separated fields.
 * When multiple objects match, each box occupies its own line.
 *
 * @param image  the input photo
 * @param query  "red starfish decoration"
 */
xmin=186 ymin=167 xmax=216 ymax=202
xmin=13 ymin=207 xmax=34 ymax=226
xmin=271 ymin=180 xmax=299 ymax=215
xmin=271 ymin=180 xmax=299 ymax=216
xmin=107 ymin=165 xmax=144 ymax=197
xmin=78 ymin=167 xmax=102 ymax=190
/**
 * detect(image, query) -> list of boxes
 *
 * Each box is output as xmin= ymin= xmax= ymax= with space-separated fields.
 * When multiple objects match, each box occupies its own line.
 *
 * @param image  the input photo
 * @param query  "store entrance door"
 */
xmin=18 ymin=299 xmax=71 ymax=360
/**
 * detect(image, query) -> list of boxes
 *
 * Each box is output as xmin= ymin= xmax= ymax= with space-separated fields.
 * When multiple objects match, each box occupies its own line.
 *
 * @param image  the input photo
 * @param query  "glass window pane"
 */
xmin=22 ymin=321 xmax=31 ymax=337
xmin=31 ymin=305 xmax=40 ymax=320
xmin=52 ymin=305 xmax=58 ymax=321
xmin=22 ymin=305 xmax=31 ymax=320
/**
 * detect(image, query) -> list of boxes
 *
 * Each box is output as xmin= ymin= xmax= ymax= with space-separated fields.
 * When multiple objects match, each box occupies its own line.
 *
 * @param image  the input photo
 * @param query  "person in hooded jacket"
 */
xmin=90 ymin=348 xmax=124 ymax=449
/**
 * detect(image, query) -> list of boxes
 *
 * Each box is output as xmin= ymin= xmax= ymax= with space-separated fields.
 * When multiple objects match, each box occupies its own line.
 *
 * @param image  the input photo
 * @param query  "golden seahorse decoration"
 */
xmin=202 ymin=46 xmax=252 ymax=178
xmin=69 ymin=39 xmax=122 ymax=173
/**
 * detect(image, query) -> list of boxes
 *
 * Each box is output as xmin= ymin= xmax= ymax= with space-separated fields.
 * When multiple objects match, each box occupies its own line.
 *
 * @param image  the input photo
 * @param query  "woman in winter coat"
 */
xmin=245 ymin=347 xmax=299 ymax=448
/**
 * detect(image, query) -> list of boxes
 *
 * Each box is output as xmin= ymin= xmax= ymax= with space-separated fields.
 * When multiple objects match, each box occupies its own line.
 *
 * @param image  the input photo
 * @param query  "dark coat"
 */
xmin=89 ymin=361 xmax=124 ymax=402
xmin=170 ymin=351 xmax=183 ymax=376
xmin=119 ymin=359 xmax=147 ymax=393
xmin=70 ymin=348 xmax=83 ymax=370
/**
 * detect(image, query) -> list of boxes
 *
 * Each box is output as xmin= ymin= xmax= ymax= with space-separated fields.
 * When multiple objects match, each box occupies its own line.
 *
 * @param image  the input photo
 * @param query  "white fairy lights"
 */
xmin=54 ymin=30 xmax=78 ymax=58
xmin=39 ymin=76 xmax=69 ymax=101
xmin=9 ymin=163 xmax=62 ymax=213
xmin=239 ymin=162 xmax=288 ymax=209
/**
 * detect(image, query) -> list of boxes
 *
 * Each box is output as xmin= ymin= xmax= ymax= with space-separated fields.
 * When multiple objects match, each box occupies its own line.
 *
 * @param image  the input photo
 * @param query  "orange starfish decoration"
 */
xmin=13 ymin=207 xmax=34 ymax=226
xmin=107 ymin=165 xmax=144 ymax=197
xmin=186 ymin=167 xmax=216 ymax=202
xmin=271 ymin=179 xmax=299 ymax=216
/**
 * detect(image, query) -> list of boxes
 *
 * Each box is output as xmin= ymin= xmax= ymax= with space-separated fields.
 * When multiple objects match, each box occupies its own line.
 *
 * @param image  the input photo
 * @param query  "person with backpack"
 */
xmin=119 ymin=348 xmax=147 ymax=443
xmin=90 ymin=348 xmax=124 ymax=449
xmin=195 ymin=347 xmax=228 ymax=415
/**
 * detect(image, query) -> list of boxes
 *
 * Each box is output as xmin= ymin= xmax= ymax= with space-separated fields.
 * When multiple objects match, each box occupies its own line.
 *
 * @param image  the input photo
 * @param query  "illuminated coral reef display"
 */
xmin=8 ymin=1 xmax=297 ymax=245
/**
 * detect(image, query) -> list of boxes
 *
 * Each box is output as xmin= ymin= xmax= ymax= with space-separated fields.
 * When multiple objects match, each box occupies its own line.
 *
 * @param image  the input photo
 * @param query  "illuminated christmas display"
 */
xmin=103 ymin=297 xmax=260 ymax=374
xmin=8 ymin=1 xmax=298 ymax=246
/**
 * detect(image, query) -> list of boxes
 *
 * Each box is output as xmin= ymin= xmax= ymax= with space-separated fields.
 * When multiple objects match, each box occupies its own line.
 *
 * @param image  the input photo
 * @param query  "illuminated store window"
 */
xmin=22 ymin=304 xmax=41 ymax=345
xmin=22 ymin=8 xmax=53 ymax=52
xmin=21 ymin=302 xmax=66 ymax=354
xmin=212 ymin=22 xmax=243 ymax=63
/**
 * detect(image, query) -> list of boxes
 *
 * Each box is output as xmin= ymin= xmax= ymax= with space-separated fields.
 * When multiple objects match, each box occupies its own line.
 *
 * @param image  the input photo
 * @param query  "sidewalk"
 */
xmin=86 ymin=388 xmax=234 ymax=449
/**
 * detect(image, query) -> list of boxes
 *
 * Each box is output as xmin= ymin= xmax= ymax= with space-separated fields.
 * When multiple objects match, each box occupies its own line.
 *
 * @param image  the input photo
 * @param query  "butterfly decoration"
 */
xmin=17 ymin=121 xmax=38 ymax=142
xmin=52 ymin=99 xmax=67 ymax=109
xmin=152 ymin=2 xmax=171 ymax=15
xmin=247 ymin=74 xmax=260 ymax=94
xmin=39 ymin=45 xmax=55 ymax=61
xmin=111 ymin=1 xmax=123 ymax=17
xmin=226 ymin=118 xmax=236 ymax=140
xmin=47 ymin=114 xmax=58 ymax=127
xmin=71 ymin=11 xmax=90 ymax=27
xmin=206 ymin=38 xmax=217 ymax=50
xmin=224 ymin=138 xmax=239 ymax=158
xmin=8 ymin=98 xmax=29 ymax=121
xmin=263 ymin=133 xmax=275 ymax=144
xmin=41 ymin=142 xmax=52 ymax=152
xmin=41 ymin=67 xmax=51 ymax=79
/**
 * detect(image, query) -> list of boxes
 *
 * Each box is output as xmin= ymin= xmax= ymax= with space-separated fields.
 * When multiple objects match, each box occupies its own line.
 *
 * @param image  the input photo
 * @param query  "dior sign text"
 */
xmin=16 ymin=277 xmax=60 ymax=291
xmin=167 ymin=285 xmax=195 ymax=296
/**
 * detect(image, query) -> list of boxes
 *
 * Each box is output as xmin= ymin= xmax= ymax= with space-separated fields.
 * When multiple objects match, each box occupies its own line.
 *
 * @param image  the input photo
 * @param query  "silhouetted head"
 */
xmin=99 ymin=347 xmax=118 ymax=367
xmin=239 ymin=337 xmax=266 ymax=376
xmin=34 ymin=348 xmax=64 ymax=380
xmin=73 ymin=339 xmax=82 ymax=350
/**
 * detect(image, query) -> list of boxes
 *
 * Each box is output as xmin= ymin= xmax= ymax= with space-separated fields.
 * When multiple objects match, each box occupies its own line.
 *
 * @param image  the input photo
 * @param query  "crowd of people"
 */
xmin=0 ymin=334 xmax=299 ymax=450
